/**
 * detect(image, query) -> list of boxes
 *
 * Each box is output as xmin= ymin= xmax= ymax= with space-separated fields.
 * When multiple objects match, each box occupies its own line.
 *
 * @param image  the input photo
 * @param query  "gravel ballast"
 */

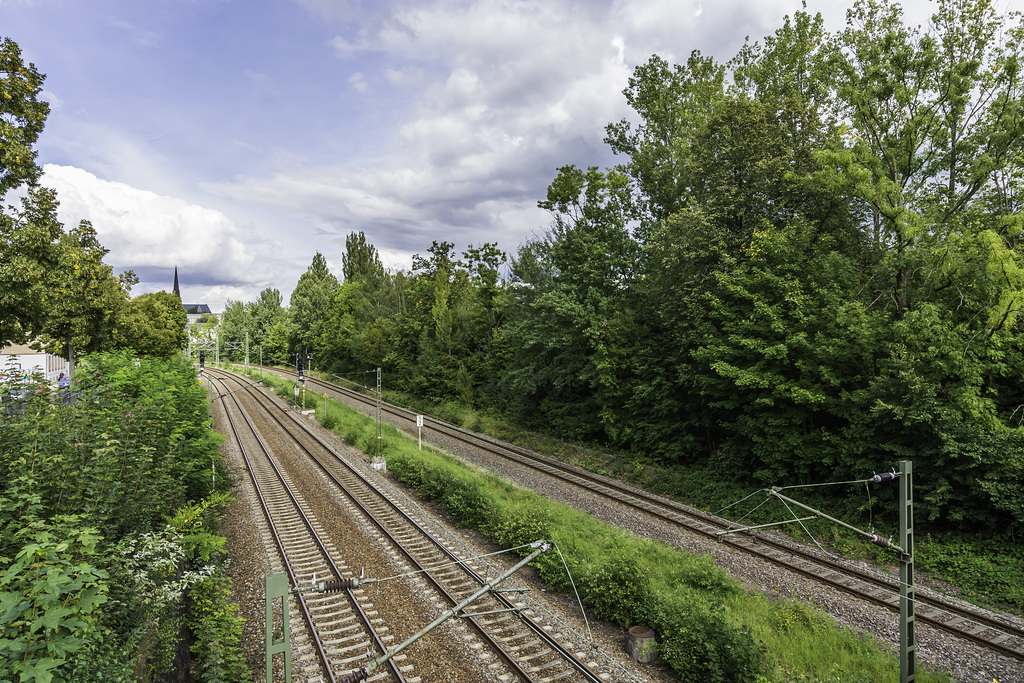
xmin=219 ymin=370 xmax=1024 ymax=683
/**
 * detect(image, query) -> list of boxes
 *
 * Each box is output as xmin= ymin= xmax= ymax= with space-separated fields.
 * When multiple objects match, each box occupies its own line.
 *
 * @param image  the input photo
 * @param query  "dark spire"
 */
xmin=173 ymin=266 xmax=180 ymax=298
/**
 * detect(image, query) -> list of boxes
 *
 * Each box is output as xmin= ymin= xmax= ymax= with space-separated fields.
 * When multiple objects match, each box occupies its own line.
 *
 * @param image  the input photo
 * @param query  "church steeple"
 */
xmin=172 ymin=266 xmax=180 ymax=298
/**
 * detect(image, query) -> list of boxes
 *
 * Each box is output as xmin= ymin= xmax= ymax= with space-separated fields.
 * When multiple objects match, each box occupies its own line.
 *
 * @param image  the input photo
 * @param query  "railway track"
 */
xmin=209 ymin=368 xmax=612 ymax=683
xmin=208 ymin=372 xmax=407 ymax=683
xmin=256 ymin=364 xmax=1024 ymax=667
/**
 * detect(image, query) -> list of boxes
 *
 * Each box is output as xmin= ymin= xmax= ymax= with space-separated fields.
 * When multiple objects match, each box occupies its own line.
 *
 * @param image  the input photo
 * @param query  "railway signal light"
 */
xmin=199 ymin=351 xmax=205 ymax=369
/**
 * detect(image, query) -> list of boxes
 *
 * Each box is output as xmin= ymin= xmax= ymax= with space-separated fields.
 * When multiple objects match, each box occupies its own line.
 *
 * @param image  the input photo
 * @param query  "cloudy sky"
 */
xmin=1 ymin=0 xmax=1009 ymax=309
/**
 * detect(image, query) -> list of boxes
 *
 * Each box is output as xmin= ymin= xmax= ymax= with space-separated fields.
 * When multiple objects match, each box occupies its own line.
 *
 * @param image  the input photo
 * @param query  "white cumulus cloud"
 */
xmin=42 ymin=164 xmax=261 ymax=293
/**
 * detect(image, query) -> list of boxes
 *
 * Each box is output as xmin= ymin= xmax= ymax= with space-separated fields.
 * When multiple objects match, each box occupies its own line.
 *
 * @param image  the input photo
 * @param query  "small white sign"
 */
xmin=416 ymin=415 xmax=424 ymax=427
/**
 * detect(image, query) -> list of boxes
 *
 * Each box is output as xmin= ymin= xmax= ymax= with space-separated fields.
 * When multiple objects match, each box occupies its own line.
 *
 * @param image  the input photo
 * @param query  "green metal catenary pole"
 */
xmin=900 ymin=460 xmax=916 ymax=683
xmin=265 ymin=572 xmax=291 ymax=683
xmin=376 ymin=367 xmax=382 ymax=459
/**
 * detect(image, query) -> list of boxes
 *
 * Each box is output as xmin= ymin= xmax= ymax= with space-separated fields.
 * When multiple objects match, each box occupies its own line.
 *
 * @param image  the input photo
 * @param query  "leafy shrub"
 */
xmin=387 ymin=451 xmax=428 ymax=488
xmin=769 ymin=598 xmax=821 ymax=634
xmin=189 ymin=576 xmax=248 ymax=683
xmin=390 ymin=450 xmax=496 ymax=528
xmin=574 ymin=555 xmax=649 ymax=628
xmin=169 ymin=493 xmax=233 ymax=564
xmin=0 ymin=514 xmax=109 ymax=683
xmin=433 ymin=475 xmax=492 ymax=527
xmin=639 ymin=589 xmax=766 ymax=683
xmin=668 ymin=553 xmax=738 ymax=596
xmin=486 ymin=504 xmax=552 ymax=551
xmin=63 ymin=632 xmax=137 ymax=682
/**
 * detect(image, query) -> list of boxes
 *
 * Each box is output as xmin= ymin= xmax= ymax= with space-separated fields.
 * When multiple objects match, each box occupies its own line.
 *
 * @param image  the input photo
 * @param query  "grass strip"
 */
xmin=246 ymin=367 xmax=953 ymax=683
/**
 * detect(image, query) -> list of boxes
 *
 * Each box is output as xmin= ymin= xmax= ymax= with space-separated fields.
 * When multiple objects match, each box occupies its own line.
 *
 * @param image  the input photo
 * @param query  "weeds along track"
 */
xmin=264 ymin=365 xmax=1024 ymax=665
xmin=207 ymin=372 xmax=409 ymax=683
xmin=209 ymin=368 xmax=610 ymax=683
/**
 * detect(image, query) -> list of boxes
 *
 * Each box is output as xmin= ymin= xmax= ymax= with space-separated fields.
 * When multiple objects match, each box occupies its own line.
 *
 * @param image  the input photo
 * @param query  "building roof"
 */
xmin=0 ymin=343 xmax=41 ymax=355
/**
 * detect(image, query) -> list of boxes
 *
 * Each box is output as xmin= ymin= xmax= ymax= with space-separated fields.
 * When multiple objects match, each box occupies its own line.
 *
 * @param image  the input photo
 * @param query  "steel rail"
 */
xmin=208 ymin=373 xmax=405 ymax=683
xmin=212 ymin=367 xmax=604 ymax=683
xmin=259 ymin=364 xmax=1024 ymax=663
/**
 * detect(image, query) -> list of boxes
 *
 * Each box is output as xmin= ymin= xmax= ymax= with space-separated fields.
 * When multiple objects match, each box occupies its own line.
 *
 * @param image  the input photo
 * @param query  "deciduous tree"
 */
xmin=0 ymin=37 xmax=48 ymax=194
xmin=288 ymin=252 xmax=339 ymax=362
xmin=118 ymin=291 xmax=187 ymax=357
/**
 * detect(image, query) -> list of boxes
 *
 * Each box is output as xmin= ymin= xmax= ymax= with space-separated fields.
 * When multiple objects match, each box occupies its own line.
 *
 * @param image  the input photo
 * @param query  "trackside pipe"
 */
xmin=337 ymin=540 xmax=554 ymax=683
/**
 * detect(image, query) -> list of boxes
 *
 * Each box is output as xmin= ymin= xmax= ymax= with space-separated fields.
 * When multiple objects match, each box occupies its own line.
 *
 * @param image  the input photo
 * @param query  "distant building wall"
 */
xmin=0 ymin=343 xmax=70 ymax=383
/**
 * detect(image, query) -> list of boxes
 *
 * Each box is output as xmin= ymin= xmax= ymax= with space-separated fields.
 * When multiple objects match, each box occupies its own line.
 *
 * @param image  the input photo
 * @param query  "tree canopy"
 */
xmin=207 ymin=0 xmax=1024 ymax=537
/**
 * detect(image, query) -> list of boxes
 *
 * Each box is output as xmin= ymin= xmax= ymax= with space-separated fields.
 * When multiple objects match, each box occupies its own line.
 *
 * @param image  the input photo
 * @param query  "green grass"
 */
xmin=379 ymin=377 xmax=1024 ymax=616
xmin=237 ymin=365 xmax=953 ymax=683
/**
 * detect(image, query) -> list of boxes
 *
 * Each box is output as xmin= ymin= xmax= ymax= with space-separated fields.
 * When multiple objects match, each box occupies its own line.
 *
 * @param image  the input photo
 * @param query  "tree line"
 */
xmin=1 ymin=39 xmax=247 ymax=681
xmin=220 ymin=0 xmax=1024 ymax=537
xmin=0 ymin=39 xmax=187 ymax=362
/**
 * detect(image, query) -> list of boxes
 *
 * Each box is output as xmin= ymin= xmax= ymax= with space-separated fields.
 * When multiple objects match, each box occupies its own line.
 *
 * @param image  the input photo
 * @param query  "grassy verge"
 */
xmin=341 ymin=378 xmax=1024 ymax=615
xmin=243 ymin=367 xmax=952 ymax=682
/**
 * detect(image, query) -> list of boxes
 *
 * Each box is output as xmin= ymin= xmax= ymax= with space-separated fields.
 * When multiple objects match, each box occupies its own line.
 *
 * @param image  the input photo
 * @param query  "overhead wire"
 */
xmin=773 ymin=477 xmax=877 ymax=491
xmin=774 ymin=494 xmax=836 ymax=560
xmin=715 ymin=488 xmax=765 ymax=516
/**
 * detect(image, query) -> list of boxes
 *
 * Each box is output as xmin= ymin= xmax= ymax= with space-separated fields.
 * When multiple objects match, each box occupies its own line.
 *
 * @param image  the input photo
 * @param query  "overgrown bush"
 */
xmin=188 ymin=576 xmax=248 ymax=683
xmin=573 ymin=555 xmax=649 ymax=628
xmin=0 ymin=511 xmax=109 ymax=682
xmin=640 ymin=588 xmax=765 ymax=683
xmin=486 ymin=504 xmax=553 ymax=550
xmin=0 ymin=353 xmax=244 ymax=681
xmin=916 ymin=535 xmax=1024 ymax=610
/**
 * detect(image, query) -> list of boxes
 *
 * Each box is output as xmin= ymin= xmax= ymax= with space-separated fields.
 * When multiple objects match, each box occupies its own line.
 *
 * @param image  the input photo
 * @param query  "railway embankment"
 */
xmin=235 ymin=364 xmax=1024 ymax=683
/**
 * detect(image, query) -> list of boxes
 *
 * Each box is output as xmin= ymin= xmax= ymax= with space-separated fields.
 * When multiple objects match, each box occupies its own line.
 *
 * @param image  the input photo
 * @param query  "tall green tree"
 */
xmin=822 ymin=0 xmax=1024 ymax=318
xmin=604 ymin=52 xmax=726 ymax=236
xmin=498 ymin=166 xmax=640 ymax=439
xmin=118 ymin=291 xmax=187 ymax=357
xmin=218 ymin=299 xmax=251 ymax=362
xmin=0 ymin=38 xmax=54 ymax=347
xmin=342 ymin=231 xmax=385 ymax=285
xmin=45 ymin=219 xmax=134 ymax=359
xmin=288 ymin=252 xmax=339 ymax=363
xmin=0 ymin=37 xmax=48 ymax=194
xmin=0 ymin=186 xmax=64 ymax=346
xmin=250 ymin=287 xmax=284 ymax=354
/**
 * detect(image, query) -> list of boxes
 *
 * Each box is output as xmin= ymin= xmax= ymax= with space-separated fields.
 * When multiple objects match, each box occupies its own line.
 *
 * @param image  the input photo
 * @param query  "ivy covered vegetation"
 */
xmin=221 ymin=0 xmax=1024 ymax=547
xmin=0 ymin=353 xmax=245 ymax=682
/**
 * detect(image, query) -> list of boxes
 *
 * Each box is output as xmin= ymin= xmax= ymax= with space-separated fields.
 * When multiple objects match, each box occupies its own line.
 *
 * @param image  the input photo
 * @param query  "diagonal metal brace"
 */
xmin=338 ymin=540 xmax=554 ymax=683
xmin=767 ymin=488 xmax=906 ymax=555
xmin=716 ymin=516 xmax=818 ymax=539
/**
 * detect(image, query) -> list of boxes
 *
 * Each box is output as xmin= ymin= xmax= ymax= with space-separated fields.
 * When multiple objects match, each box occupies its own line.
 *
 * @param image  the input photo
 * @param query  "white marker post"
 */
xmin=416 ymin=415 xmax=423 ymax=450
